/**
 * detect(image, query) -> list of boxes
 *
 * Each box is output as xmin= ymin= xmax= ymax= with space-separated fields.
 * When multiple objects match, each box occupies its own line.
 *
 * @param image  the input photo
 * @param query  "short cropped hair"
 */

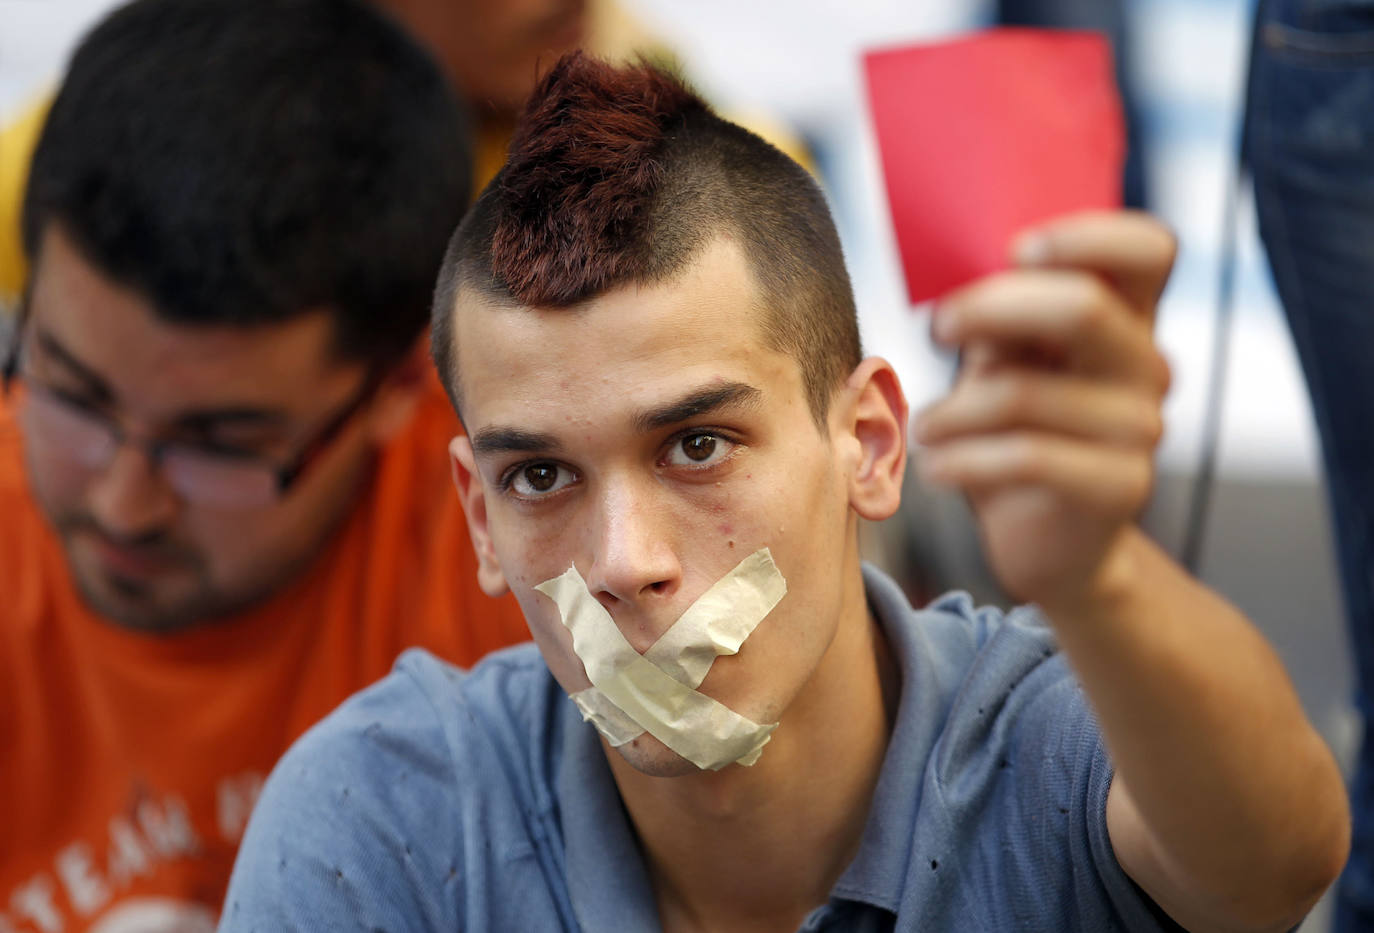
xmin=22 ymin=0 xmax=471 ymax=367
xmin=431 ymin=53 xmax=861 ymax=423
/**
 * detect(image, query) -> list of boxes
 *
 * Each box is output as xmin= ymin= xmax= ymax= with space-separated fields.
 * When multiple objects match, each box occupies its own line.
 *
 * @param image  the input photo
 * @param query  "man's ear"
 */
xmin=365 ymin=337 xmax=430 ymax=444
xmin=838 ymin=357 xmax=908 ymax=522
xmin=449 ymin=434 xmax=511 ymax=598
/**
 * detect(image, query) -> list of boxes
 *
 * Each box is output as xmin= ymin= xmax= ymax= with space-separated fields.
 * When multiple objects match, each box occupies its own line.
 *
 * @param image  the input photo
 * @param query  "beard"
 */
xmin=53 ymin=512 xmax=228 ymax=633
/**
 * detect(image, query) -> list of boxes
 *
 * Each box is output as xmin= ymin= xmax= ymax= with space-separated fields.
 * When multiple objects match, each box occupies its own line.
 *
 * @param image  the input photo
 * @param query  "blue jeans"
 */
xmin=1247 ymin=1 xmax=1374 ymax=928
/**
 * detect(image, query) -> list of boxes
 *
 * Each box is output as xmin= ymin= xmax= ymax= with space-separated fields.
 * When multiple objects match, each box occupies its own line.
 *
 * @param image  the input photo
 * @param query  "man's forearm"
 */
xmin=1041 ymin=528 xmax=1349 ymax=932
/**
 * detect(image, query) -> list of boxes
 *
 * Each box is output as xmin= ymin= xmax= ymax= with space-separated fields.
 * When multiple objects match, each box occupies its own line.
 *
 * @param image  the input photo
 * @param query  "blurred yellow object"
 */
xmin=0 ymin=96 xmax=50 ymax=312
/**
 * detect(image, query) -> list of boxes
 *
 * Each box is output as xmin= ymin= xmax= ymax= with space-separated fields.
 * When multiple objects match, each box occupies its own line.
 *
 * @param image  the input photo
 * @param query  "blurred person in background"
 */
xmin=0 ymin=0 xmax=529 ymax=928
xmin=1246 ymin=1 xmax=1374 ymax=929
xmin=373 ymin=0 xmax=812 ymax=189
xmin=375 ymin=0 xmax=644 ymax=185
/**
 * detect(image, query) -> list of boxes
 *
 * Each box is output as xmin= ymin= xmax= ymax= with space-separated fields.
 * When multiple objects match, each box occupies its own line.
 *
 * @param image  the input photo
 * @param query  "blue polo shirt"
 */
xmin=220 ymin=567 xmax=1179 ymax=931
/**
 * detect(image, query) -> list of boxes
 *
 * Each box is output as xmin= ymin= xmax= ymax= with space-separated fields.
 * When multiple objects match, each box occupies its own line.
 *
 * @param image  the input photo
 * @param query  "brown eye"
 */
xmin=681 ymin=434 xmax=717 ymax=462
xmin=508 ymin=461 xmax=575 ymax=498
xmin=664 ymin=432 xmax=735 ymax=469
xmin=524 ymin=464 xmax=558 ymax=491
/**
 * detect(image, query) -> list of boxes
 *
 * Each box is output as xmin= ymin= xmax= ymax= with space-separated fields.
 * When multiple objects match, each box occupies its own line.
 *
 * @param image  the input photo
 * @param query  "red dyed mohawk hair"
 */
xmin=433 ymin=51 xmax=860 ymax=422
xmin=491 ymin=52 xmax=707 ymax=306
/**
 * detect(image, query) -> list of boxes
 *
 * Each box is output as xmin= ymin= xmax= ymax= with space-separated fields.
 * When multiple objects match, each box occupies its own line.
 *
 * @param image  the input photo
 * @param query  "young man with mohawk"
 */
xmin=223 ymin=53 xmax=1349 ymax=932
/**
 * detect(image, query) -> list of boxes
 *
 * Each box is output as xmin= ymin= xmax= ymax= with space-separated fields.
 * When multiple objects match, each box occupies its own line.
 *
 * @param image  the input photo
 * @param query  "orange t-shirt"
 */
xmin=0 ymin=378 xmax=529 ymax=932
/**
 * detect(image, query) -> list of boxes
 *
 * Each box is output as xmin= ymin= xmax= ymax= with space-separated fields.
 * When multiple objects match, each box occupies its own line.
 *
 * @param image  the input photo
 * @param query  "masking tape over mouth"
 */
xmin=535 ymin=548 xmax=786 ymax=771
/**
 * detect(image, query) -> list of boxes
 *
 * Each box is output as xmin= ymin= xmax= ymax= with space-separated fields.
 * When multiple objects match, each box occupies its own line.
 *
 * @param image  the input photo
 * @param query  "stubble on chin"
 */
xmin=52 ymin=512 xmax=235 ymax=633
xmin=66 ymin=544 xmax=216 ymax=634
xmin=610 ymin=733 xmax=709 ymax=780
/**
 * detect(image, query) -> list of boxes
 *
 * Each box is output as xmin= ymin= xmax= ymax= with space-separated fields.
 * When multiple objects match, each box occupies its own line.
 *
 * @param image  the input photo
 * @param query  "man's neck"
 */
xmin=607 ymin=565 xmax=900 ymax=933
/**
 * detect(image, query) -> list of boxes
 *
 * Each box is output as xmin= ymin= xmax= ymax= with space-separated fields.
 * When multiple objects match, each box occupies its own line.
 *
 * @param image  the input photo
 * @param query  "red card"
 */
xmin=864 ymin=28 xmax=1124 ymax=306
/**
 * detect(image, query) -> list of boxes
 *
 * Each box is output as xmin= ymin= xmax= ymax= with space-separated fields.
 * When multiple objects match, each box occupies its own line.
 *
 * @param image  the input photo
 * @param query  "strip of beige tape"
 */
xmin=536 ymin=549 xmax=786 ymax=770
xmin=642 ymin=548 xmax=787 ymax=687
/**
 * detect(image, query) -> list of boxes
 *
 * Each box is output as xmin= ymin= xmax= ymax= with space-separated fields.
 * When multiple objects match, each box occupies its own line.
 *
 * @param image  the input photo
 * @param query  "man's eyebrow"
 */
xmin=470 ymin=427 xmax=563 ymax=457
xmin=36 ymin=326 xmax=287 ymax=433
xmin=469 ymin=383 xmax=762 ymax=456
xmin=35 ymin=328 xmax=111 ymax=399
xmin=634 ymin=382 xmax=763 ymax=433
xmin=170 ymin=408 xmax=290 ymax=434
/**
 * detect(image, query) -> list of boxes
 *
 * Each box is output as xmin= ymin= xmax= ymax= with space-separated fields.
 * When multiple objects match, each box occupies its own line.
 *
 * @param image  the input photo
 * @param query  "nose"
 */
xmin=585 ymin=476 xmax=681 ymax=609
xmin=86 ymin=443 xmax=179 ymax=538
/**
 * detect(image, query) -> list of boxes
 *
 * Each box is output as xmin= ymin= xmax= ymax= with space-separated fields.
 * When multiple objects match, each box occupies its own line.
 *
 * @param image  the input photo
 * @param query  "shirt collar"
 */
xmin=558 ymin=705 xmax=661 ymax=930
xmin=828 ymin=565 xmax=974 ymax=914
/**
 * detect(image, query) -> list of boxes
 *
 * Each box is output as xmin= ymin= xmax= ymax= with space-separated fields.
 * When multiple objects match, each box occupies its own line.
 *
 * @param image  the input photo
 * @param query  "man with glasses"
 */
xmin=0 ymin=0 xmax=526 ymax=929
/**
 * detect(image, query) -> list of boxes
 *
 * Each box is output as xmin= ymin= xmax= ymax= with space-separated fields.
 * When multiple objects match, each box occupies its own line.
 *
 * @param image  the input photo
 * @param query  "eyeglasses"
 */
xmin=3 ymin=323 xmax=384 ymax=509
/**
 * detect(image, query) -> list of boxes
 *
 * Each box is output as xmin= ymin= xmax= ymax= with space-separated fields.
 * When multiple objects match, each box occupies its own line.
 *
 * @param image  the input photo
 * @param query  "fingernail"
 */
xmin=1013 ymin=231 xmax=1051 ymax=266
